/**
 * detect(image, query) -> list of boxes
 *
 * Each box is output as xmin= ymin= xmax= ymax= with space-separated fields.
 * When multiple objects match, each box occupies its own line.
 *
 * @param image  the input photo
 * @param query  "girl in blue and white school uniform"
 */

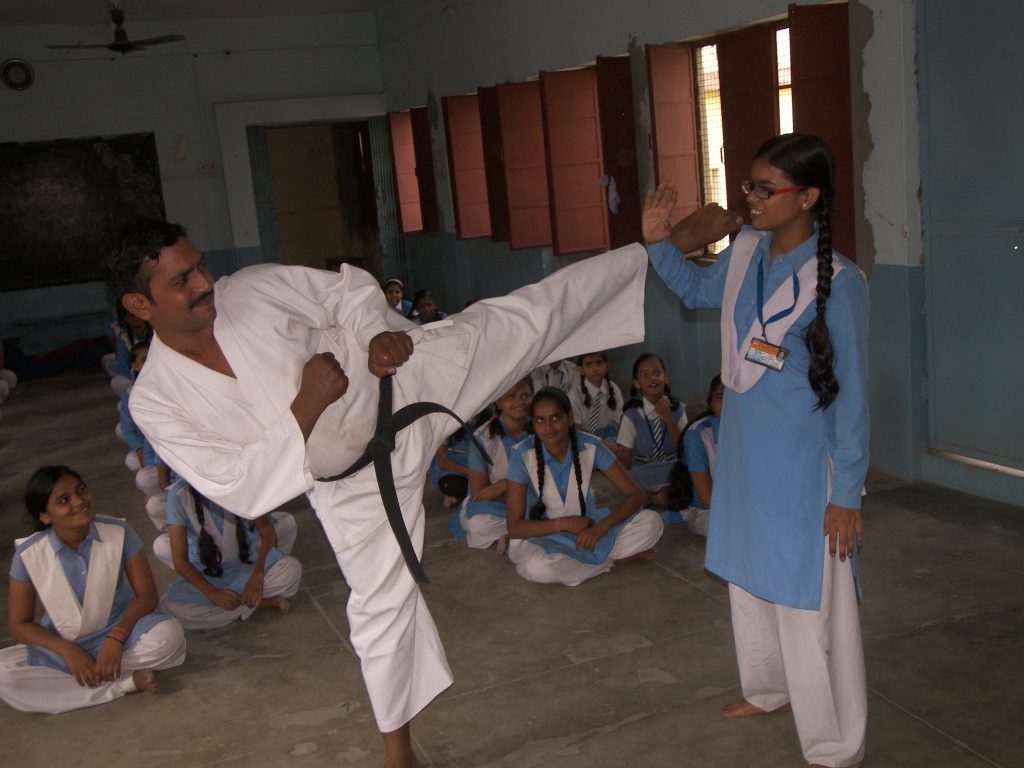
xmin=429 ymin=406 xmax=491 ymax=508
xmin=407 ymin=289 xmax=447 ymax=325
xmin=450 ymin=378 xmax=532 ymax=549
xmin=568 ymin=351 xmax=623 ymax=443
xmin=382 ymin=278 xmax=413 ymax=317
xmin=615 ymin=353 xmax=687 ymax=505
xmin=644 ymin=133 xmax=870 ymax=768
xmin=0 ymin=466 xmax=185 ymax=714
xmin=102 ymin=306 xmax=152 ymax=398
xmin=505 ymin=387 xmax=664 ymax=586
xmin=153 ymin=479 xmax=301 ymax=630
xmin=671 ymin=374 xmax=724 ymax=537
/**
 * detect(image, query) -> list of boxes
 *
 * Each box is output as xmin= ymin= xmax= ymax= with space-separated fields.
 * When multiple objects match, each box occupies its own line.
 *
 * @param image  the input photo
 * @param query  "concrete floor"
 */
xmin=1 ymin=369 xmax=1022 ymax=768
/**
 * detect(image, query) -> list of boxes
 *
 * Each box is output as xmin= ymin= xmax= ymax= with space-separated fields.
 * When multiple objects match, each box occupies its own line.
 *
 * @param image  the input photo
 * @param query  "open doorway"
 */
xmin=262 ymin=121 xmax=381 ymax=276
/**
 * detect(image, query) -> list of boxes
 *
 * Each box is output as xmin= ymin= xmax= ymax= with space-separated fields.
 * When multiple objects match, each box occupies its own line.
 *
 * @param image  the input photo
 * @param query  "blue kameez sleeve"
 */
xmin=646 ymin=238 xmax=733 ymax=309
xmin=823 ymin=264 xmax=871 ymax=509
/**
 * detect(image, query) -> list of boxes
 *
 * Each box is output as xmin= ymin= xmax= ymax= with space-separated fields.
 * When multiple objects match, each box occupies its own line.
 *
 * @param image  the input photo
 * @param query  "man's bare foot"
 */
xmin=382 ymin=724 xmax=419 ymax=768
xmin=614 ymin=547 xmax=657 ymax=564
xmin=261 ymin=595 xmax=290 ymax=613
xmin=132 ymin=669 xmax=158 ymax=693
xmin=721 ymin=698 xmax=792 ymax=718
xmin=496 ymin=535 xmax=509 ymax=555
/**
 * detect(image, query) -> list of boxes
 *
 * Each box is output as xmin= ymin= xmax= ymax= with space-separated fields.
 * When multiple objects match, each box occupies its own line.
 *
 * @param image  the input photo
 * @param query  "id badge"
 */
xmin=745 ymin=337 xmax=788 ymax=371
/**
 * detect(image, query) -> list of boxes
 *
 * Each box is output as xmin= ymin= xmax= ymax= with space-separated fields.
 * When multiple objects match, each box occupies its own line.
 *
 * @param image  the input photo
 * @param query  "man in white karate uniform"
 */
xmin=107 ymin=209 xmax=734 ymax=766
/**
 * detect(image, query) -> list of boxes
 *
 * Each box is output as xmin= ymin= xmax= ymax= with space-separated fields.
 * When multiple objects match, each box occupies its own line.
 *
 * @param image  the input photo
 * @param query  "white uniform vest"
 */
xmin=720 ymin=230 xmax=846 ymax=394
xmin=17 ymin=519 xmax=125 ymax=640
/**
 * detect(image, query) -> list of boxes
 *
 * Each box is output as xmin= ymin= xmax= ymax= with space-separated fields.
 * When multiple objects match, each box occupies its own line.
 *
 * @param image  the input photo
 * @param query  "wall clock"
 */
xmin=2 ymin=58 xmax=34 ymax=91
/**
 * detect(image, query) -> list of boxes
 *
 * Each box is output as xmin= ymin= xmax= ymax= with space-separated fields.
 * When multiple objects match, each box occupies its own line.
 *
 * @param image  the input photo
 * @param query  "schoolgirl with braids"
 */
xmin=568 ymin=351 xmax=624 ymax=442
xmin=504 ymin=387 xmax=664 ymax=586
xmin=449 ymin=379 xmax=532 ymax=549
xmin=643 ymin=133 xmax=870 ymax=768
xmin=615 ymin=352 xmax=687 ymax=505
xmin=155 ymin=479 xmax=302 ymax=629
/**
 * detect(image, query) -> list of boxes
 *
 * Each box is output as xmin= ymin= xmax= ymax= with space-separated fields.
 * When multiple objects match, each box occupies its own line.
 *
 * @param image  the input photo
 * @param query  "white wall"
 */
xmin=0 ymin=13 xmax=383 ymax=251
xmin=376 ymin=0 xmax=790 ymax=110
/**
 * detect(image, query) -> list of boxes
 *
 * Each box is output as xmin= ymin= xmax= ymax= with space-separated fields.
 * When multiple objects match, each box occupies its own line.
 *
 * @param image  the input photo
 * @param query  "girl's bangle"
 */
xmin=106 ymin=634 xmax=125 ymax=644
xmin=108 ymin=625 xmax=128 ymax=639
xmin=555 ymin=518 xmax=561 ymax=533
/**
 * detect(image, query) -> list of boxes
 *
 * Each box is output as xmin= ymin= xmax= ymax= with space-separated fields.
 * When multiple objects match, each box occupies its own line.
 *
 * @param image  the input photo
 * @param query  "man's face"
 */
xmin=124 ymin=237 xmax=216 ymax=338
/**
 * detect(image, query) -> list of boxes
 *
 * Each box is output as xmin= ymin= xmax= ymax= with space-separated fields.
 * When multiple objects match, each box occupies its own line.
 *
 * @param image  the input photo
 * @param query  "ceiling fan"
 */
xmin=49 ymin=3 xmax=186 ymax=55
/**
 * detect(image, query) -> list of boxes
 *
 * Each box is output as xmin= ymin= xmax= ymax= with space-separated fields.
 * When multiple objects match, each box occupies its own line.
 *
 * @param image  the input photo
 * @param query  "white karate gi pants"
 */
xmin=729 ymin=547 xmax=867 ymax=767
xmin=509 ymin=509 xmax=664 ymax=586
xmin=154 ymin=513 xmax=301 ymax=630
xmin=459 ymin=504 xmax=507 ymax=549
xmin=0 ymin=619 xmax=186 ymax=714
xmin=312 ymin=244 xmax=648 ymax=732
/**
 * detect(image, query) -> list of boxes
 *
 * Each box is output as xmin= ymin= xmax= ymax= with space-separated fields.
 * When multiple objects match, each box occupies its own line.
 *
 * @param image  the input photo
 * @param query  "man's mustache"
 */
xmin=189 ymin=290 xmax=214 ymax=308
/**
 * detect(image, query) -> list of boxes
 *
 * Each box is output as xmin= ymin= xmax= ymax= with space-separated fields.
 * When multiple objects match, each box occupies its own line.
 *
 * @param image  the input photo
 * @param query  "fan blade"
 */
xmin=130 ymin=35 xmax=186 ymax=47
xmin=47 ymin=44 xmax=113 ymax=49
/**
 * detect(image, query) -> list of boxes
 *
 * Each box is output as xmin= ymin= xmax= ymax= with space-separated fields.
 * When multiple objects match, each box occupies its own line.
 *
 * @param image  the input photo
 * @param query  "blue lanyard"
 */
xmin=756 ymin=257 xmax=800 ymax=340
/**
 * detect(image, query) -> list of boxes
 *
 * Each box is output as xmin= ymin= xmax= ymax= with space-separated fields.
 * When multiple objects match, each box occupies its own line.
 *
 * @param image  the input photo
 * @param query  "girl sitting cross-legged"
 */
xmin=505 ymin=387 xmax=664 ymax=586
xmin=449 ymin=378 xmax=533 ymax=549
xmin=153 ymin=479 xmax=301 ymax=629
xmin=0 ymin=466 xmax=185 ymax=714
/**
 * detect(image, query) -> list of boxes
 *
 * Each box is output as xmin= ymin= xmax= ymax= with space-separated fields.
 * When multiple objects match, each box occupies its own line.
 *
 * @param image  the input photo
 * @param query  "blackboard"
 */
xmin=0 ymin=133 xmax=165 ymax=292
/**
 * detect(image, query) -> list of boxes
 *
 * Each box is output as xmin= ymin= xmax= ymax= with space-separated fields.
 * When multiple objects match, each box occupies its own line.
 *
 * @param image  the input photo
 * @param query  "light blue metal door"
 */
xmin=919 ymin=1 xmax=1024 ymax=472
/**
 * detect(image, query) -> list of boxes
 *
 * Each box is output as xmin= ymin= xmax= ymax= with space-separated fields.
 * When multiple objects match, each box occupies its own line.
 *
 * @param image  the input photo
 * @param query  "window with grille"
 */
xmin=776 ymin=27 xmax=793 ymax=134
xmin=695 ymin=44 xmax=729 ymax=254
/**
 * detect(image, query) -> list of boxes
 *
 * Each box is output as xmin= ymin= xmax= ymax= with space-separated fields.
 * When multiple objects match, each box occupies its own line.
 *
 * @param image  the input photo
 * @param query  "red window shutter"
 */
xmin=596 ymin=55 xmax=643 ymax=248
xmin=717 ymin=24 xmax=778 ymax=223
xmin=410 ymin=106 xmax=440 ymax=233
xmin=443 ymin=94 xmax=491 ymax=240
xmin=496 ymin=82 xmax=552 ymax=249
xmin=540 ymin=68 xmax=610 ymax=255
xmin=789 ymin=3 xmax=856 ymax=261
xmin=646 ymin=44 xmax=701 ymax=227
xmin=387 ymin=111 xmax=422 ymax=233
xmin=478 ymin=86 xmax=510 ymax=242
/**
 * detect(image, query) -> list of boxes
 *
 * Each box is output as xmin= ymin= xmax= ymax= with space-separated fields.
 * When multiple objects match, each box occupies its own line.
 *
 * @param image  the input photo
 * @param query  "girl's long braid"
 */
xmin=804 ymin=194 xmax=839 ymax=409
xmin=624 ymin=383 xmax=644 ymax=412
xmin=235 ymin=514 xmax=253 ymax=565
xmin=191 ymin=486 xmax=223 ymax=578
xmin=528 ymin=437 xmax=547 ymax=520
xmin=568 ymin=425 xmax=587 ymax=517
xmin=581 ymin=379 xmax=592 ymax=409
xmin=488 ymin=412 xmax=506 ymax=439
xmin=604 ymin=374 xmax=617 ymax=411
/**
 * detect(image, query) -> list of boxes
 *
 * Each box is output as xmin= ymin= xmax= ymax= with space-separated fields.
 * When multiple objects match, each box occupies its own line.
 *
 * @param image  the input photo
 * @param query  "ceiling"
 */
xmin=0 ymin=0 xmax=389 ymax=26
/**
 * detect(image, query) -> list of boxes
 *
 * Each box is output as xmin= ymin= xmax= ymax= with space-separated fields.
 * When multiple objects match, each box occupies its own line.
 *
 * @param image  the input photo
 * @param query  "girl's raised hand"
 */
xmin=642 ymin=183 xmax=678 ymax=243
xmin=653 ymin=396 xmax=673 ymax=423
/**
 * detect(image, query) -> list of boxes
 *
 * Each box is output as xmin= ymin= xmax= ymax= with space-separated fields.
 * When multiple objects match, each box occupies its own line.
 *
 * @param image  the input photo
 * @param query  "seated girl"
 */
xmin=0 ymin=466 xmax=185 ymax=714
xmin=664 ymin=374 xmax=723 ymax=536
xmin=450 ymin=378 xmax=532 ymax=549
xmin=102 ymin=305 xmax=151 ymax=398
xmin=429 ymin=406 xmax=492 ymax=509
xmin=153 ymin=479 xmax=301 ymax=630
xmin=615 ymin=353 xmax=687 ymax=505
xmin=505 ymin=387 xmax=664 ymax=586
xmin=569 ymin=351 xmax=623 ymax=442
xmin=382 ymin=277 xmax=412 ymax=316
xmin=408 ymin=289 xmax=447 ymax=325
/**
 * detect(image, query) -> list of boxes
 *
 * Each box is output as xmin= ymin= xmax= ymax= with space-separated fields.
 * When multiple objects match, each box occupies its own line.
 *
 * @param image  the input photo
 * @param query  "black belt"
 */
xmin=316 ymin=375 xmax=491 ymax=584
